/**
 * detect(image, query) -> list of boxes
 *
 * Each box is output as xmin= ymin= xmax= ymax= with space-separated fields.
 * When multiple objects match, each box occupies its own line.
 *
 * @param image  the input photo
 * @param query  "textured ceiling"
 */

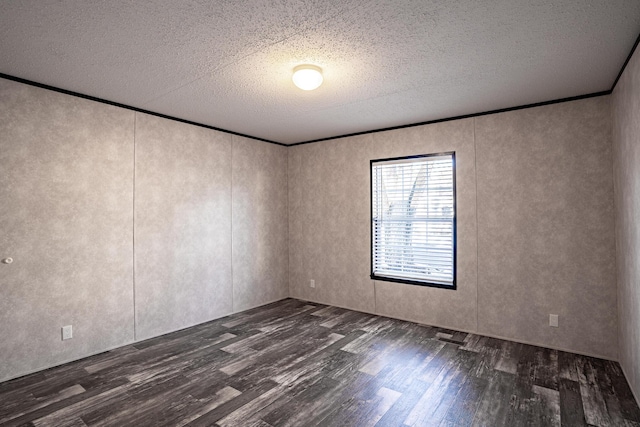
xmin=1 ymin=1 xmax=639 ymax=144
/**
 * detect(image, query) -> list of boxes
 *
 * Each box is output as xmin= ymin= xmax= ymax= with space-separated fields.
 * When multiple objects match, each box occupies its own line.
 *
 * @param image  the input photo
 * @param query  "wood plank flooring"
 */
xmin=1 ymin=298 xmax=639 ymax=426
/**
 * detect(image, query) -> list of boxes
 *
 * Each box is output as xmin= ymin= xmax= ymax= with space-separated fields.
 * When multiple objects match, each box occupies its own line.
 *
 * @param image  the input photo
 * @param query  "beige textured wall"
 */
xmin=232 ymin=135 xmax=289 ymax=312
xmin=476 ymin=98 xmax=617 ymax=359
xmin=612 ymin=45 xmax=640 ymax=400
xmin=0 ymin=79 xmax=289 ymax=382
xmin=289 ymin=97 xmax=618 ymax=359
xmin=0 ymin=74 xmax=621 ymax=382
xmin=0 ymin=79 xmax=135 ymax=382
xmin=289 ymin=135 xmax=378 ymax=313
xmin=289 ymin=120 xmax=478 ymax=331
xmin=134 ymin=113 xmax=233 ymax=341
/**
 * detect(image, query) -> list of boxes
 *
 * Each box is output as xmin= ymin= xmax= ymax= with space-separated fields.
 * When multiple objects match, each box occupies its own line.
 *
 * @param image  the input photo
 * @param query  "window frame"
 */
xmin=370 ymin=152 xmax=457 ymax=290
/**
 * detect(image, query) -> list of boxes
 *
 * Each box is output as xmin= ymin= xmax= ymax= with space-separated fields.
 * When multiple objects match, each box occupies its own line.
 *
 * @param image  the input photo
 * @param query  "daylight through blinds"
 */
xmin=372 ymin=154 xmax=455 ymax=286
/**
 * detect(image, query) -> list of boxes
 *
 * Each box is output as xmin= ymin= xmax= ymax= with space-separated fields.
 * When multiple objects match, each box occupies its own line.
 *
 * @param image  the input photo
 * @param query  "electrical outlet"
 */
xmin=549 ymin=314 xmax=559 ymax=328
xmin=310 ymin=279 xmax=315 ymax=288
xmin=62 ymin=325 xmax=73 ymax=340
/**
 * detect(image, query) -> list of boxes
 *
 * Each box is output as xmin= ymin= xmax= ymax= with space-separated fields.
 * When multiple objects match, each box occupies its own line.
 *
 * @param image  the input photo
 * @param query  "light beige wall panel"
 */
xmin=288 ymin=120 xmax=477 ymax=329
xmin=475 ymin=98 xmax=617 ymax=359
xmin=0 ymin=79 xmax=134 ymax=382
xmin=134 ymin=113 xmax=232 ymax=341
xmin=232 ymin=136 xmax=288 ymax=312
xmin=370 ymin=119 xmax=478 ymax=332
xmin=295 ymin=135 xmax=376 ymax=312
xmin=612 ymin=45 xmax=640 ymax=400
xmin=288 ymin=146 xmax=304 ymax=299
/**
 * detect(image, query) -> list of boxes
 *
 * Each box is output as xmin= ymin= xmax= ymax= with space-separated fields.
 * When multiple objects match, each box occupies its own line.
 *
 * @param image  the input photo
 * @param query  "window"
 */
xmin=371 ymin=152 xmax=456 ymax=289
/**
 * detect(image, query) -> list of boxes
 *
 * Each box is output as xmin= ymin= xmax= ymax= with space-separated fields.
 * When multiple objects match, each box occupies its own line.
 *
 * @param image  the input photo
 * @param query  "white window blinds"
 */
xmin=371 ymin=153 xmax=456 ymax=287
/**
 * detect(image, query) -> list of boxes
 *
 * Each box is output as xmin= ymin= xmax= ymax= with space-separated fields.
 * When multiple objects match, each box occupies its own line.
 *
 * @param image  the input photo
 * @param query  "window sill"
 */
xmin=370 ymin=274 xmax=456 ymax=290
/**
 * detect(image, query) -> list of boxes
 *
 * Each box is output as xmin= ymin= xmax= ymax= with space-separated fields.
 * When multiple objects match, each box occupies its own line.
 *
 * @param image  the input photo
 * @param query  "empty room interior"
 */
xmin=1 ymin=1 xmax=640 ymax=426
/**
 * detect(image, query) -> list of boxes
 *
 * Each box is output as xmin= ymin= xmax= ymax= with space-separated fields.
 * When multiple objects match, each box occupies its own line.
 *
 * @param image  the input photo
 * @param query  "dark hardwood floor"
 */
xmin=1 ymin=298 xmax=639 ymax=426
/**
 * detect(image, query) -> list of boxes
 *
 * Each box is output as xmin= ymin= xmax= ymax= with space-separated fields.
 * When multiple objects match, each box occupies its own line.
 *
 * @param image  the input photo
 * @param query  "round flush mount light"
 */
xmin=292 ymin=65 xmax=323 ymax=90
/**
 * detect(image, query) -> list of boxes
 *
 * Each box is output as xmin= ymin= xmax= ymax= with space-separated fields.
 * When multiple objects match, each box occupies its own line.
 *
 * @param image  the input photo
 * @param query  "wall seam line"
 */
xmin=132 ymin=112 xmax=137 ymax=341
xmin=301 ymin=148 xmax=307 ymax=302
xmin=473 ymin=117 xmax=479 ymax=334
xmin=286 ymin=147 xmax=291 ymax=299
xmin=609 ymin=94 xmax=621 ymax=362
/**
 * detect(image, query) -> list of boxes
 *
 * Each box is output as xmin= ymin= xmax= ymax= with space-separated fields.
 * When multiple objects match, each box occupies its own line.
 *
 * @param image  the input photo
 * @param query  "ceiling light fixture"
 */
xmin=292 ymin=65 xmax=323 ymax=91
